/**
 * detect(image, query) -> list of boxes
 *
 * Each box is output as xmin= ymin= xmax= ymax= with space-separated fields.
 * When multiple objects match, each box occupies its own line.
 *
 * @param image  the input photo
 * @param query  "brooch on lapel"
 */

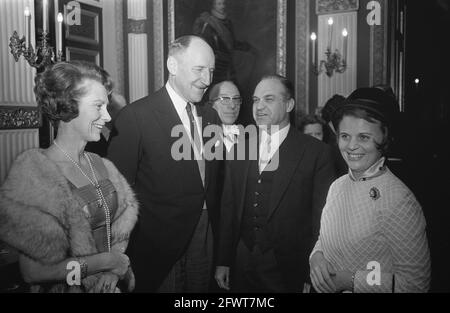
xmin=369 ymin=187 xmax=380 ymax=201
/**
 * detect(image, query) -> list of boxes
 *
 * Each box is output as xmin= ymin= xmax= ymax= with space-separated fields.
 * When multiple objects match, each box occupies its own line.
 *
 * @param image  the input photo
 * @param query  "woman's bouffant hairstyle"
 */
xmin=34 ymin=61 xmax=113 ymax=127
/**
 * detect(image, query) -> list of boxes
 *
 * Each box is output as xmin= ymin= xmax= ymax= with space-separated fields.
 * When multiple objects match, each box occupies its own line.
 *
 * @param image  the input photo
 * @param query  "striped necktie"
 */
xmin=186 ymin=102 xmax=202 ymax=157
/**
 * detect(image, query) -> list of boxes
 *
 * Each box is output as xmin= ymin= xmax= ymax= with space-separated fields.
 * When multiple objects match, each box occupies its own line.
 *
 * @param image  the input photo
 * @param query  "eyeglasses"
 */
xmin=212 ymin=96 xmax=242 ymax=105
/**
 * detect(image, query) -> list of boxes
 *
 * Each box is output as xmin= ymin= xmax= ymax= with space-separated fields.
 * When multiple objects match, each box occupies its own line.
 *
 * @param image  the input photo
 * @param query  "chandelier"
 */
xmin=310 ymin=18 xmax=348 ymax=77
xmin=9 ymin=1 xmax=64 ymax=70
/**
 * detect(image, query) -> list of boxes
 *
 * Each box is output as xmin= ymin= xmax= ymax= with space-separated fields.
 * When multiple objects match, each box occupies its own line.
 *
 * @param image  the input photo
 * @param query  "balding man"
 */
xmin=108 ymin=36 xmax=222 ymax=292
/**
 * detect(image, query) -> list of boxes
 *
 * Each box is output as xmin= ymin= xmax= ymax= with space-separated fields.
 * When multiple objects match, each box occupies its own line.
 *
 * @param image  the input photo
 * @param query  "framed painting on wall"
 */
xmin=165 ymin=0 xmax=287 ymax=124
xmin=60 ymin=0 xmax=103 ymax=66
xmin=65 ymin=46 xmax=100 ymax=65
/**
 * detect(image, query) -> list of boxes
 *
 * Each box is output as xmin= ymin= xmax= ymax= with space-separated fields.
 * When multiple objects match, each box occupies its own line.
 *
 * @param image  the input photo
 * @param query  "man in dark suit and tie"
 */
xmin=215 ymin=75 xmax=336 ymax=292
xmin=108 ymin=35 xmax=222 ymax=292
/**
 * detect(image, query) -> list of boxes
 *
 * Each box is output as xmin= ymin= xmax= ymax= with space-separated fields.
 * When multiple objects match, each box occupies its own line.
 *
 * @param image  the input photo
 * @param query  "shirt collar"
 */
xmin=166 ymin=81 xmax=191 ymax=117
xmin=259 ymin=123 xmax=290 ymax=151
xmin=349 ymin=156 xmax=387 ymax=182
xmin=223 ymin=124 xmax=240 ymax=137
xmin=260 ymin=123 xmax=290 ymax=140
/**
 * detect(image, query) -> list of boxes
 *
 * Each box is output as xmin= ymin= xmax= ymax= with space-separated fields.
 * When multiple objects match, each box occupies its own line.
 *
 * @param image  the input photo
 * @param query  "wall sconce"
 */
xmin=311 ymin=18 xmax=348 ymax=77
xmin=9 ymin=0 xmax=64 ymax=70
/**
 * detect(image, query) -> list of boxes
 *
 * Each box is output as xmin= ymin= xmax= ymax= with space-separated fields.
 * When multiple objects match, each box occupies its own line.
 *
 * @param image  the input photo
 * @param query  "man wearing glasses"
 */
xmin=208 ymin=81 xmax=242 ymax=152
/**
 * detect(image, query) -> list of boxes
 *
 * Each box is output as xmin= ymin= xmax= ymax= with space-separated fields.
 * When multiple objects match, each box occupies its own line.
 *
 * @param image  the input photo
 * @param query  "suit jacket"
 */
xmin=107 ymin=87 xmax=222 ymax=292
xmin=217 ymin=127 xmax=336 ymax=291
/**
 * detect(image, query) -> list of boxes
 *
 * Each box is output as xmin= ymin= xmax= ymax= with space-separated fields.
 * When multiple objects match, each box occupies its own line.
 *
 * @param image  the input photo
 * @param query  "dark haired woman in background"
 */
xmin=0 ymin=61 xmax=138 ymax=292
xmin=309 ymin=87 xmax=431 ymax=293
xmin=298 ymin=114 xmax=326 ymax=142
xmin=320 ymin=94 xmax=348 ymax=177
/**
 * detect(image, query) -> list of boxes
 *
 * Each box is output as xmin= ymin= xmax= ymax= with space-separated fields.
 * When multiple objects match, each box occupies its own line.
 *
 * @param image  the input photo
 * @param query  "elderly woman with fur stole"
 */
xmin=0 ymin=61 xmax=139 ymax=293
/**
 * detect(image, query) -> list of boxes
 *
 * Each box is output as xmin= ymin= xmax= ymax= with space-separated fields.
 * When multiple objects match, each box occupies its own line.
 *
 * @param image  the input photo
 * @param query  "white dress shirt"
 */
xmin=166 ymin=82 xmax=203 ymax=154
xmin=258 ymin=124 xmax=290 ymax=173
xmin=222 ymin=124 xmax=240 ymax=152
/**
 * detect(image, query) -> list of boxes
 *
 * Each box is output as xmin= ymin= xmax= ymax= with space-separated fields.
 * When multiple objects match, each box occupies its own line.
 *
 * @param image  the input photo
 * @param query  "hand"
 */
xmin=215 ymin=266 xmax=230 ymax=291
xmin=93 ymin=272 xmax=119 ymax=293
xmin=122 ymin=266 xmax=136 ymax=292
xmin=309 ymin=251 xmax=337 ymax=293
xmin=107 ymin=251 xmax=130 ymax=279
xmin=331 ymin=271 xmax=354 ymax=293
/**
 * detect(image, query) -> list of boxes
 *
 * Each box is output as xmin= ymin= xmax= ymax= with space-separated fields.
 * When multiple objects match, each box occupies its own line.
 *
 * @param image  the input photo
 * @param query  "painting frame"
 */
xmin=65 ymin=46 xmax=101 ymax=65
xmin=163 ymin=0 xmax=287 ymax=86
xmin=64 ymin=5 xmax=100 ymax=45
xmin=316 ymin=0 xmax=359 ymax=15
xmin=163 ymin=0 xmax=287 ymax=125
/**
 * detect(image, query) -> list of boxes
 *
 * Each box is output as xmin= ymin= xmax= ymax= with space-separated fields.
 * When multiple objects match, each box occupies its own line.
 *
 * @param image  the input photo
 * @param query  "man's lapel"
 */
xmin=153 ymin=87 xmax=185 ymax=140
xmin=154 ymin=88 xmax=204 ymax=186
xmin=235 ymin=131 xmax=257 ymax=220
xmin=267 ymin=128 xmax=306 ymax=220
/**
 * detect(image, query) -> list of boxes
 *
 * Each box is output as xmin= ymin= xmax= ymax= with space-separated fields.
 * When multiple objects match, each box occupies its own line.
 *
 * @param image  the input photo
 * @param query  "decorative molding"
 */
xmin=0 ymin=106 xmax=41 ymax=129
xmin=127 ymin=19 xmax=147 ymax=34
xmin=317 ymin=12 xmax=357 ymax=107
xmin=153 ymin=0 xmax=165 ymax=91
xmin=128 ymin=34 xmax=148 ymax=102
xmin=77 ymin=0 xmax=103 ymax=8
xmin=276 ymin=0 xmax=287 ymax=76
xmin=65 ymin=7 xmax=100 ymax=45
xmin=316 ymin=0 xmax=359 ymax=14
xmin=115 ymin=0 xmax=125 ymax=96
xmin=66 ymin=46 xmax=100 ymax=65
xmin=295 ymin=0 xmax=309 ymax=116
xmin=125 ymin=0 xmax=149 ymax=102
xmin=127 ymin=0 xmax=146 ymax=20
xmin=1 ymin=0 xmax=36 ymax=106
xmin=370 ymin=0 xmax=388 ymax=86
xmin=168 ymin=0 xmax=175 ymax=44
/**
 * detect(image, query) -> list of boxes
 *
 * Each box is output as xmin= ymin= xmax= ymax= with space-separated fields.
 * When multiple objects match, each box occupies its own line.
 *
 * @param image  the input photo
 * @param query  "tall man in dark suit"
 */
xmin=108 ymin=35 xmax=223 ymax=292
xmin=215 ymin=75 xmax=336 ymax=292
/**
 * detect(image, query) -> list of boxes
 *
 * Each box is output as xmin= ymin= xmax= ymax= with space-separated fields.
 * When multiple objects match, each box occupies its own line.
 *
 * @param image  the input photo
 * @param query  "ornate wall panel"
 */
xmin=0 ymin=0 xmax=39 ymax=183
xmin=0 ymin=0 xmax=36 ymax=106
xmin=128 ymin=33 xmax=148 ymax=103
xmin=317 ymin=12 xmax=357 ymax=108
xmin=126 ymin=0 xmax=148 ymax=102
xmin=370 ymin=0 xmax=388 ymax=86
xmin=153 ymin=0 xmax=165 ymax=91
xmin=295 ymin=0 xmax=309 ymax=116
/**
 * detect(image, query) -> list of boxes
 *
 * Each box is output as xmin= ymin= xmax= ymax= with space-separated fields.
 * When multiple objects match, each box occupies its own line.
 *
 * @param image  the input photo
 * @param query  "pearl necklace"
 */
xmin=54 ymin=141 xmax=111 ymax=252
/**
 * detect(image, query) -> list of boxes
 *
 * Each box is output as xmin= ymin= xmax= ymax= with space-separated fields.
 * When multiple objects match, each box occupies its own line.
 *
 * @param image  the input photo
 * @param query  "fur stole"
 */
xmin=0 ymin=149 xmax=139 ymax=292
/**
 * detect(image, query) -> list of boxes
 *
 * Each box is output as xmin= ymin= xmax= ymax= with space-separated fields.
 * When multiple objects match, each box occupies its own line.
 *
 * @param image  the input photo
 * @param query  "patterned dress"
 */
xmin=71 ymin=156 xmax=118 ymax=253
xmin=312 ymin=158 xmax=431 ymax=292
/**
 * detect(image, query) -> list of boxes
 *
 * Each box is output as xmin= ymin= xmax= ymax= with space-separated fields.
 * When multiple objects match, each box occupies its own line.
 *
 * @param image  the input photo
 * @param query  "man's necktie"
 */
xmin=259 ymin=134 xmax=271 ymax=173
xmin=186 ymin=102 xmax=202 ymax=157
xmin=186 ymin=103 xmax=205 ymax=188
